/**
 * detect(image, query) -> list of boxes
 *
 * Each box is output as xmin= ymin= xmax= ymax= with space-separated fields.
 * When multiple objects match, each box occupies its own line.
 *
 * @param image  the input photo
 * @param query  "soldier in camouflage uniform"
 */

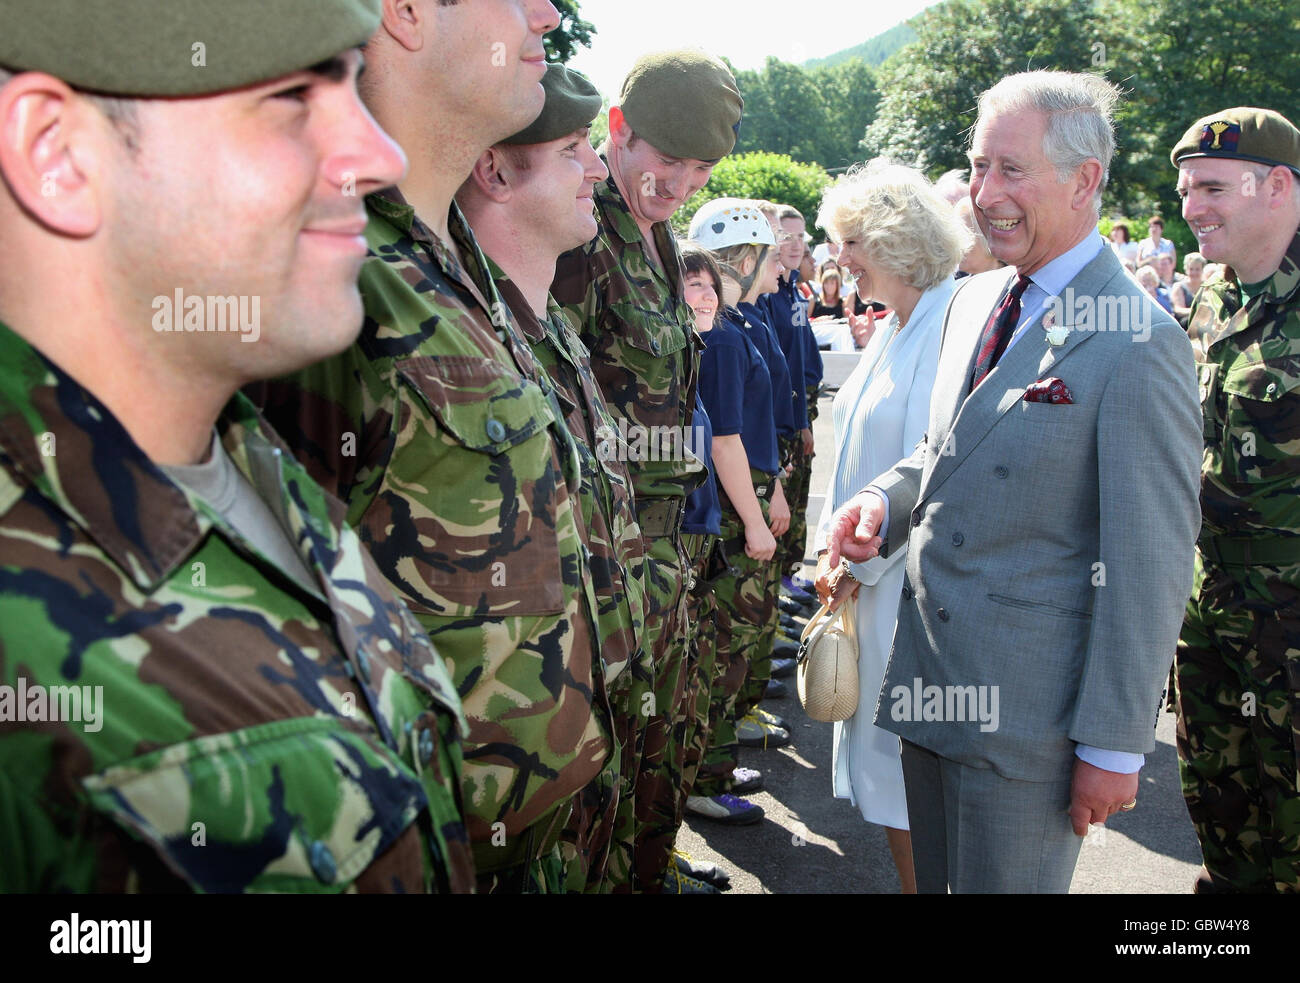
xmin=455 ymin=64 xmax=652 ymax=893
xmin=250 ymin=2 xmax=615 ymax=895
xmin=551 ymin=50 xmax=743 ymax=892
xmin=1171 ymin=108 xmax=1300 ymax=893
xmin=0 ymin=0 xmax=473 ymax=893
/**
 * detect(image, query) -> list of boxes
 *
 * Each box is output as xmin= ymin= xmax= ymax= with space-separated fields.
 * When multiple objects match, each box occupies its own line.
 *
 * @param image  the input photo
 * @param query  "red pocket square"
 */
xmin=1023 ymin=378 xmax=1074 ymax=404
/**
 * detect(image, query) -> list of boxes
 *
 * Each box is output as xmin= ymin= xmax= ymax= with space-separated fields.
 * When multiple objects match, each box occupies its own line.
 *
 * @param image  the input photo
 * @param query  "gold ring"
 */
xmin=1119 ymin=799 xmax=1137 ymax=811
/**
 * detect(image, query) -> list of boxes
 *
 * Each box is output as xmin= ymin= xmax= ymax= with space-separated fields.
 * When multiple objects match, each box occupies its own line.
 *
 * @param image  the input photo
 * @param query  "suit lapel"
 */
xmin=921 ymin=246 xmax=1122 ymax=502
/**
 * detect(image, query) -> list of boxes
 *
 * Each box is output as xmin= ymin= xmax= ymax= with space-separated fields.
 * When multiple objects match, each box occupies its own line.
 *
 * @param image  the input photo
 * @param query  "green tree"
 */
xmin=544 ymin=0 xmax=596 ymax=64
xmin=863 ymin=0 xmax=1099 ymax=174
xmin=671 ymin=152 xmax=832 ymax=237
xmin=810 ymin=58 xmax=879 ymax=170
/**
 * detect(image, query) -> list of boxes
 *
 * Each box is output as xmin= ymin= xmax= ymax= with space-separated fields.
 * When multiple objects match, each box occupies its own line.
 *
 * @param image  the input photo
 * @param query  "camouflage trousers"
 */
xmin=596 ymin=639 xmax=654 ymax=893
xmin=779 ymin=430 xmax=814 ymax=576
xmin=697 ymin=496 xmax=777 ymax=796
xmin=633 ymin=528 xmax=693 ymax=892
xmin=1174 ymin=550 xmax=1300 ymax=893
xmin=676 ymin=533 xmax=719 ymax=813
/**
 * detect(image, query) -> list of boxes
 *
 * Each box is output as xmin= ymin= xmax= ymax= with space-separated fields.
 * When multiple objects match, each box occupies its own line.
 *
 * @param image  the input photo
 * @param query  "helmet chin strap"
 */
xmin=724 ymin=244 xmax=768 ymax=298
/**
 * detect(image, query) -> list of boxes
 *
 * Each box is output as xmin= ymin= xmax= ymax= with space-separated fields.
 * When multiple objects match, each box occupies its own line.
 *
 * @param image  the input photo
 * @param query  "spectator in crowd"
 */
xmin=1137 ymin=214 xmax=1177 ymax=265
xmin=1156 ymin=251 xmax=1185 ymax=292
xmin=812 ymin=264 xmax=846 ymax=319
xmin=1108 ymin=222 xmax=1141 ymax=266
xmin=813 ymin=159 xmax=972 ymax=894
xmin=1169 ymin=251 xmax=1204 ymax=320
xmin=1137 ymin=263 xmax=1175 ymax=313
xmin=1171 ymin=105 xmax=1300 ymax=894
xmin=934 ymin=168 xmax=970 ymax=206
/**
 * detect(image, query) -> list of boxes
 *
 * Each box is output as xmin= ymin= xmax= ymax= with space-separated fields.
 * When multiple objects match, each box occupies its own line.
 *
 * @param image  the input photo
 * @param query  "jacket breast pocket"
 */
xmin=384 ymin=354 xmax=566 ymax=616
xmin=1219 ymin=362 xmax=1300 ymax=485
xmin=81 ymin=718 xmax=430 ymax=894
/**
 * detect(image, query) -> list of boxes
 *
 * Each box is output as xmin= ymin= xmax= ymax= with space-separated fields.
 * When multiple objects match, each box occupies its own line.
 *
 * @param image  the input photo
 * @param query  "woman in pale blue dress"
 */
xmin=812 ymin=160 xmax=972 ymax=893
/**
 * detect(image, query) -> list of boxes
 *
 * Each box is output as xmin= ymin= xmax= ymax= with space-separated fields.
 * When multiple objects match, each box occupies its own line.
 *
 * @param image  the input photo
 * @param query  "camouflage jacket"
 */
xmin=551 ymin=162 xmax=704 ymax=506
xmin=1187 ymin=226 xmax=1300 ymax=540
xmin=492 ymin=265 xmax=647 ymax=695
xmin=250 ymin=192 xmax=612 ymax=866
xmin=0 ymin=323 xmax=473 ymax=893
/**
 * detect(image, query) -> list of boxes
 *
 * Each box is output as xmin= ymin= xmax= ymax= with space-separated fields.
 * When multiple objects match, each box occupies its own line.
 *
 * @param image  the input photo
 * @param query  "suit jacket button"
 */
xmin=901 ymin=585 xmax=913 ymax=600
xmin=995 ymin=466 xmax=1009 ymax=478
xmin=952 ymin=532 xmax=964 ymax=547
xmin=911 ymin=510 xmax=922 ymax=527
xmin=937 ymin=608 xmax=950 ymax=622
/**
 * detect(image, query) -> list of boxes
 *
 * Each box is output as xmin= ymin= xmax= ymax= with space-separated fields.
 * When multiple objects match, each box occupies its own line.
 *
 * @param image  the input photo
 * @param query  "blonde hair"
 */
xmin=816 ymin=158 xmax=972 ymax=291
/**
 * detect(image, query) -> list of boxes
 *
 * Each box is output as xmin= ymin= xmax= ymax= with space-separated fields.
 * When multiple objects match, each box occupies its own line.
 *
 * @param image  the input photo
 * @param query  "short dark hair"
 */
xmin=678 ymin=242 xmax=724 ymax=323
xmin=1149 ymin=215 xmax=1164 ymax=227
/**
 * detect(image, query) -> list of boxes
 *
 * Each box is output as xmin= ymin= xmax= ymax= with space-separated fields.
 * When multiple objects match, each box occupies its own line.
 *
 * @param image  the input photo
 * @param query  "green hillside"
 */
xmin=803 ymin=20 xmax=920 ymax=70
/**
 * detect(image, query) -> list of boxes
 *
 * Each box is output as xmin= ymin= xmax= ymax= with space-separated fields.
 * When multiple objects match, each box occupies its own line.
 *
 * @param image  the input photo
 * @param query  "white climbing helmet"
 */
xmin=688 ymin=198 xmax=777 ymax=251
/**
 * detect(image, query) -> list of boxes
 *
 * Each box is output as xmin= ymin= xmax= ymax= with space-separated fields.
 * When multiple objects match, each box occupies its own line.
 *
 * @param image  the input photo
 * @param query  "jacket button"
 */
xmin=650 ymin=339 xmax=661 ymax=355
xmin=952 ymin=532 xmax=964 ymax=547
xmin=309 ymin=841 xmax=337 ymax=884
xmin=419 ymin=728 xmax=436 ymax=765
xmin=911 ymin=510 xmax=922 ymax=527
xmin=937 ymin=608 xmax=950 ymax=622
xmin=901 ymin=585 xmax=913 ymax=600
xmin=995 ymin=466 xmax=1009 ymax=478
xmin=485 ymin=418 xmax=507 ymax=442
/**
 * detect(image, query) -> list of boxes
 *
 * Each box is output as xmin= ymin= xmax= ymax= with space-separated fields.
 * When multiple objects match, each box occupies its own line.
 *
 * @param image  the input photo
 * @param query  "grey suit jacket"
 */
xmin=870 ymin=245 xmax=1202 ymax=782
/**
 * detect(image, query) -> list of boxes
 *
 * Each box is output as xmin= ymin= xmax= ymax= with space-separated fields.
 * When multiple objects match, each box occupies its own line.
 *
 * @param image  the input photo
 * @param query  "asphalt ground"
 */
xmin=675 ymin=389 xmax=1205 ymax=895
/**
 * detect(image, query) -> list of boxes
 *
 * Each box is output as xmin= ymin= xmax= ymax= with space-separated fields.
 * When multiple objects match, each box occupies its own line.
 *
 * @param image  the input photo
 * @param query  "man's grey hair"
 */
xmin=976 ymin=71 xmax=1119 ymax=212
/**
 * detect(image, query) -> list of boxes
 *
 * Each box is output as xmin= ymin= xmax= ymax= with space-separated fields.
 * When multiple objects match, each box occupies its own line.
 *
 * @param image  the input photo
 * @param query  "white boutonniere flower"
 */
xmin=1042 ymin=308 xmax=1069 ymax=347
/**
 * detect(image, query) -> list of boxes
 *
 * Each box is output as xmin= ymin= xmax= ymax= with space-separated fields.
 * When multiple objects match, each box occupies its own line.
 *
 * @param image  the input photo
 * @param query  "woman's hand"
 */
xmin=769 ymin=480 xmax=791 ymax=537
xmin=745 ymin=520 xmax=778 ymax=561
xmin=848 ymin=311 xmax=876 ymax=349
xmin=814 ymin=550 xmax=860 ymax=612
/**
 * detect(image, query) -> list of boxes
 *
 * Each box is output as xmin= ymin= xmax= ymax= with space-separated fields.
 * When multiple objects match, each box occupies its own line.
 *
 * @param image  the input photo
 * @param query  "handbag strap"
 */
xmin=797 ymin=600 xmax=852 ymax=658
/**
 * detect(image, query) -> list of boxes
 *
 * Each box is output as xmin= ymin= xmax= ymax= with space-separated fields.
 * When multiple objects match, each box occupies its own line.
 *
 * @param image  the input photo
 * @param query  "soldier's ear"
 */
xmin=467 ymin=148 xmax=513 ymax=204
xmin=0 ymin=73 xmax=102 ymax=238
xmin=378 ymin=0 xmax=424 ymax=51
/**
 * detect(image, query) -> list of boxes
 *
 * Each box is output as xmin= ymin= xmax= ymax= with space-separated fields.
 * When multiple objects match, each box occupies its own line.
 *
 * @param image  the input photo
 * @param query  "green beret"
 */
xmin=0 ymin=0 xmax=380 ymax=97
xmin=1171 ymin=107 xmax=1300 ymax=177
xmin=503 ymin=64 xmax=602 ymax=146
xmin=618 ymin=49 xmax=743 ymax=162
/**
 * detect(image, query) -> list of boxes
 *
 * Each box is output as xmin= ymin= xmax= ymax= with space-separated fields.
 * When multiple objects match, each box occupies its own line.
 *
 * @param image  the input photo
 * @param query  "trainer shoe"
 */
xmin=685 ymin=793 xmax=765 ymax=825
xmin=731 ymin=766 xmax=764 ymax=795
xmin=770 ymin=656 xmax=797 ymax=679
xmin=764 ymin=678 xmax=790 ymax=701
xmin=663 ymin=865 xmax=721 ymax=893
xmin=754 ymin=705 xmax=792 ymax=732
xmin=736 ymin=712 xmax=791 ymax=748
xmin=673 ymin=850 xmax=732 ymax=891
xmin=791 ymin=570 xmax=817 ymax=594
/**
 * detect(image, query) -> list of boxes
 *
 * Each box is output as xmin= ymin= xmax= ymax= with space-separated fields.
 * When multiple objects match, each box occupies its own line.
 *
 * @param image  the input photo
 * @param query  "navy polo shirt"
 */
xmin=683 ymin=392 xmax=722 ymax=536
xmin=736 ymin=301 xmax=797 ymax=440
xmin=757 ymin=272 xmax=810 ymax=430
xmin=699 ymin=311 xmax=780 ymax=477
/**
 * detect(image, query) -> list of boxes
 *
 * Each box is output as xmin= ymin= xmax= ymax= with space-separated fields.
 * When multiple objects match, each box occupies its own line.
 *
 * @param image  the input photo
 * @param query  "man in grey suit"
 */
xmin=826 ymin=71 xmax=1203 ymax=893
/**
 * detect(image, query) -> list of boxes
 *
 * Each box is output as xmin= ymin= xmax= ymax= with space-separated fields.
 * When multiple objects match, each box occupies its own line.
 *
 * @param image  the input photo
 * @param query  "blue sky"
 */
xmin=567 ymin=0 xmax=937 ymax=100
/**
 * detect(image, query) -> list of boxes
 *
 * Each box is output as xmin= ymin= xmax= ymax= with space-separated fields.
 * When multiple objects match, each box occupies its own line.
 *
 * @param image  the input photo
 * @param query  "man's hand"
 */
xmin=769 ymin=480 xmax=791 ymax=537
xmin=814 ymin=551 xmax=860 ymax=612
xmin=848 ymin=311 xmax=875 ymax=349
xmin=826 ymin=490 xmax=885 ymax=568
xmin=1068 ymin=757 xmax=1139 ymax=836
xmin=801 ymin=427 xmax=814 ymax=457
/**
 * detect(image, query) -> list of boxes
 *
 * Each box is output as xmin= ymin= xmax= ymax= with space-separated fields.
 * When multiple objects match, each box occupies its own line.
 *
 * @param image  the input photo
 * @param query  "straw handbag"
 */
xmin=796 ymin=601 xmax=860 ymax=722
